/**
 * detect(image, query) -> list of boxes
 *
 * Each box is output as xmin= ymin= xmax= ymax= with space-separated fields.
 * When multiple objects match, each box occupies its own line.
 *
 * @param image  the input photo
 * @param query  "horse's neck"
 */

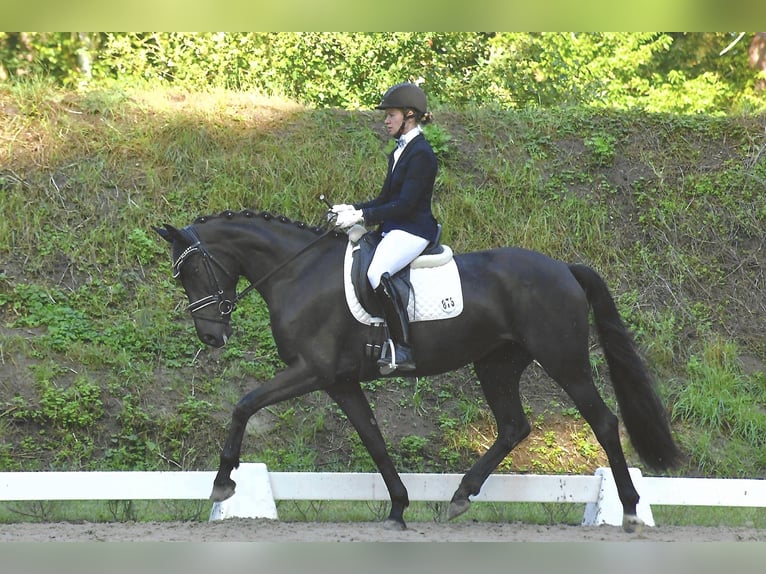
xmin=230 ymin=222 xmax=335 ymax=289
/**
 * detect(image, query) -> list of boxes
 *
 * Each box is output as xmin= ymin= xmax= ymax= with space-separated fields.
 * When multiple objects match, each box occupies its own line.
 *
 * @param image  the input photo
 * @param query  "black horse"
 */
xmin=156 ymin=208 xmax=680 ymax=532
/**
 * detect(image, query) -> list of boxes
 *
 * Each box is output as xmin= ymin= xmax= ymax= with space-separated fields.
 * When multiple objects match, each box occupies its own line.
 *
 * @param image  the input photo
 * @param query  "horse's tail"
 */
xmin=568 ymin=263 xmax=681 ymax=471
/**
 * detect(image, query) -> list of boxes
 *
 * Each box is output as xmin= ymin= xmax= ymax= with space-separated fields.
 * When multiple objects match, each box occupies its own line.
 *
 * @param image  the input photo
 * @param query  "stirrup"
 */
xmin=377 ymin=339 xmax=415 ymax=375
xmin=378 ymin=339 xmax=398 ymax=375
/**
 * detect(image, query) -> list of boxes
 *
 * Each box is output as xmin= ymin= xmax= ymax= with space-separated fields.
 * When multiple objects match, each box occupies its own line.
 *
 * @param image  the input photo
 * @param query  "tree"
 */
xmin=748 ymin=33 xmax=766 ymax=91
xmin=1 ymin=33 xmax=763 ymax=113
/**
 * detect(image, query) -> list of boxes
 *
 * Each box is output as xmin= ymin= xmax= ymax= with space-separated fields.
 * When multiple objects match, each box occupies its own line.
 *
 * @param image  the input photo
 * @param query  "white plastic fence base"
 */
xmin=3 ymin=464 xmax=765 ymax=526
xmin=209 ymin=463 xmax=277 ymax=521
xmin=207 ymin=465 xmax=654 ymax=526
xmin=582 ymin=467 xmax=655 ymax=526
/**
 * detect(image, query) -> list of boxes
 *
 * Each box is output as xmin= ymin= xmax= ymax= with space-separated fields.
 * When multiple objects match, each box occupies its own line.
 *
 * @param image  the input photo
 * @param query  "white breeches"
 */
xmin=367 ymin=230 xmax=429 ymax=289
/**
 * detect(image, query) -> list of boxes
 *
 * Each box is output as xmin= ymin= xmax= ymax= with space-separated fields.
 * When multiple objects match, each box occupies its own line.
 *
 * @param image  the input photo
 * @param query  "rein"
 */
xmin=174 ymin=221 xmax=335 ymax=320
xmin=235 ymin=224 xmax=334 ymax=302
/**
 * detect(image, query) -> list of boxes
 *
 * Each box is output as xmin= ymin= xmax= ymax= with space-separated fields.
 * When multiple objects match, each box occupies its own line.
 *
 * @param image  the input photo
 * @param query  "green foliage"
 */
xmin=345 ymin=432 xmax=379 ymax=473
xmin=672 ymin=338 xmax=766 ymax=453
xmin=2 ymin=33 xmax=764 ymax=114
xmin=396 ymin=434 xmax=430 ymax=471
xmin=127 ymin=228 xmax=165 ymax=265
xmin=471 ymin=33 xmax=670 ymax=107
xmin=0 ymin=33 xmax=88 ymax=87
xmin=255 ymin=441 xmax=319 ymax=472
xmin=584 ymin=133 xmax=616 ymax=166
xmin=104 ymin=394 xmax=158 ymax=471
xmin=1 ymin=284 xmax=97 ymax=351
xmin=11 ymin=375 xmax=103 ymax=431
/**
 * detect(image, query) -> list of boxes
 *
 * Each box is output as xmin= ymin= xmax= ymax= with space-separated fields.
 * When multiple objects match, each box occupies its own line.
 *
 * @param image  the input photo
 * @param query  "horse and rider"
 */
xmin=156 ymin=83 xmax=680 ymax=532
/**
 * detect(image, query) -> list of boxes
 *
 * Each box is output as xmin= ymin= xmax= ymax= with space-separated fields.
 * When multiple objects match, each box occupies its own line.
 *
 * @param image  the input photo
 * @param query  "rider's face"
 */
xmin=383 ymin=108 xmax=404 ymax=136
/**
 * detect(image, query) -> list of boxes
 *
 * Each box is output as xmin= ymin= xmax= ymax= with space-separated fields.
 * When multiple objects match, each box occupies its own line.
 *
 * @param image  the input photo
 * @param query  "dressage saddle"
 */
xmin=348 ymin=224 xmax=447 ymax=318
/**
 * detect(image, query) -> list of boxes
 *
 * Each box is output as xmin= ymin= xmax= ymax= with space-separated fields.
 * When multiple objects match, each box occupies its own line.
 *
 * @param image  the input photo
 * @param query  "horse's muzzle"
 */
xmin=197 ymin=324 xmax=232 ymax=348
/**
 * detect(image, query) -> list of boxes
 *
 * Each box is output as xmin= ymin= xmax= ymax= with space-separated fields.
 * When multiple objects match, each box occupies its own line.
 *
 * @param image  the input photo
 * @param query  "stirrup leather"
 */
xmin=374 ymin=273 xmax=416 ymax=374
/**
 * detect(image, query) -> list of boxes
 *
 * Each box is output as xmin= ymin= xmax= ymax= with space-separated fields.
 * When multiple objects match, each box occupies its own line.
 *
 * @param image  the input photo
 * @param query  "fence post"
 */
xmin=208 ymin=463 xmax=278 ymax=521
xmin=582 ymin=467 xmax=655 ymax=527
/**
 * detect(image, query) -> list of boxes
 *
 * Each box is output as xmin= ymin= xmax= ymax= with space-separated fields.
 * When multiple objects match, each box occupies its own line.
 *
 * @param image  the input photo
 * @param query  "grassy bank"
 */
xmin=1 ymin=82 xmax=765 ymax=521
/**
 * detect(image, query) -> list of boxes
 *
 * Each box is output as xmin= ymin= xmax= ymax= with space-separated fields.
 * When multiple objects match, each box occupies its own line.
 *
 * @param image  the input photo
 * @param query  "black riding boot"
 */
xmin=375 ymin=272 xmax=416 ymax=373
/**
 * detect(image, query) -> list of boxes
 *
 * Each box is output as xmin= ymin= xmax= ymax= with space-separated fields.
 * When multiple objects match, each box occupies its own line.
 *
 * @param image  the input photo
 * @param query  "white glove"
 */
xmin=335 ymin=208 xmax=364 ymax=229
xmin=331 ymin=204 xmax=354 ymax=214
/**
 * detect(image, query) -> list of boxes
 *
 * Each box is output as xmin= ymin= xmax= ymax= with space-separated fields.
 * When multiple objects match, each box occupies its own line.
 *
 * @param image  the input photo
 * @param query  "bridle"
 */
xmin=172 ymin=226 xmax=237 ymax=323
xmin=172 ymin=221 xmax=336 ymax=323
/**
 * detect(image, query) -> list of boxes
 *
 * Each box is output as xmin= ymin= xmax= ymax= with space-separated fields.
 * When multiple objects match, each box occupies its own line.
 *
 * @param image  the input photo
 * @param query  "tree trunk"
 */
xmin=76 ymin=32 xmax=93 ymax=87
xmin=748 ymin=32 xmax=766 ymax=91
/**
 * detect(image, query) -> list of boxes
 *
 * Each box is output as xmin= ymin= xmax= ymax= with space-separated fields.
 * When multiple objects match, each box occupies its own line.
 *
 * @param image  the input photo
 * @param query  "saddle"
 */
xmin=348 ymin=224 xmax=453 ymax=318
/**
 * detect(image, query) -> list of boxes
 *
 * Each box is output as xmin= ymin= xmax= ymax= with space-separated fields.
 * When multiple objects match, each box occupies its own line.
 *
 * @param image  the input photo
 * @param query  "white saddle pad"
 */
xmin=343 ymin=242 xmax=464 ymax=325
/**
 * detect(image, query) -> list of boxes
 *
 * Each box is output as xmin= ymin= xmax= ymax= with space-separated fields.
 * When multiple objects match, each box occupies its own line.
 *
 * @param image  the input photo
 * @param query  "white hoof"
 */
xmin=622 ymin=514 xmax=644 ymax=533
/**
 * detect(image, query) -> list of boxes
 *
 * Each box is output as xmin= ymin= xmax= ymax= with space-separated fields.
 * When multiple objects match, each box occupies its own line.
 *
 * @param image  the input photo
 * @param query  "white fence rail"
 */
xmin=1 ymin=464 xmax=765 ymax=527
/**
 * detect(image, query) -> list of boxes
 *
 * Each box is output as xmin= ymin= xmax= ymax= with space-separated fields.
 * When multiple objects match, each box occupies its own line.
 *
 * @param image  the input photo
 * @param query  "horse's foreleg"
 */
xmin=210 ymin=364 xmax=321 ymax=502
xmin=449 ymin=348 xmax=531 ymax=520
xmin=327 ymin=380 xmax=410 ymax=530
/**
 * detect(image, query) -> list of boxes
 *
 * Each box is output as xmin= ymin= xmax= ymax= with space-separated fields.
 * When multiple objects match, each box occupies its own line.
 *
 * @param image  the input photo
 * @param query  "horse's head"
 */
xmin=155 ymin=223 xmax=236 ymax=348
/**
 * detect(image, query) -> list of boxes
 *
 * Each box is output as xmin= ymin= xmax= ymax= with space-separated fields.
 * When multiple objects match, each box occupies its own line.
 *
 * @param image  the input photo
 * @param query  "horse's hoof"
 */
xmin=622 ymin=514 xmax=644 ymax=533
xmin=209 ymin=479 xmax=237 ymax=502
xmin=382 ymin=518 xmax=407 ymax=531
xmin=448 ymin=498 xmax=471 ymax=520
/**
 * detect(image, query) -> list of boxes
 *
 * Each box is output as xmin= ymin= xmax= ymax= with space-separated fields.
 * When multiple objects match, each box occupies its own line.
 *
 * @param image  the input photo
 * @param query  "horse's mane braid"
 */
xmin=192 ymin=209 xmax=340 ymax=237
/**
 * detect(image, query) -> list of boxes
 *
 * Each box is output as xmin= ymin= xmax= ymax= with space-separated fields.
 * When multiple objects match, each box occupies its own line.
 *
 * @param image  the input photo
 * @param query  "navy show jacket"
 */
xmin=354 ymin=133 xmax=439 ymax=243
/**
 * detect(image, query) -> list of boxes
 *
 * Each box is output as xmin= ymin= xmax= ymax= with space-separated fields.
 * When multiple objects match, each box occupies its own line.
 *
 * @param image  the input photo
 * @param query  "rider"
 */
xmin=333 ymin=82 xmax=439 ymax=372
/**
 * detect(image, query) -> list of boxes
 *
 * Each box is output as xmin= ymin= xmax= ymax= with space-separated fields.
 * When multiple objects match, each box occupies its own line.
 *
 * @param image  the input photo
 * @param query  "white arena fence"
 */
xmin=1 ymin=464 xmax=765 ymax=526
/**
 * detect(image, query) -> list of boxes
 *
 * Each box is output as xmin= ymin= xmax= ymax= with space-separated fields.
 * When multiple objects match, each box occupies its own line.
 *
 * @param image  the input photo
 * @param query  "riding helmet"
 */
xmin=376 ymin=83 xmax=428 ymax=115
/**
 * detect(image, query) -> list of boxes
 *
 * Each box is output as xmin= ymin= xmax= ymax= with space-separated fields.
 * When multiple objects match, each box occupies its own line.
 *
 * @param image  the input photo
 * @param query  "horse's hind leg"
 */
xmin=326 ymin=380 xmax=410 ymax=530
xmin=449 ymin=345 xmax=532 ymax=520
xmin=543 ymin=356 xmax=642 ymax=532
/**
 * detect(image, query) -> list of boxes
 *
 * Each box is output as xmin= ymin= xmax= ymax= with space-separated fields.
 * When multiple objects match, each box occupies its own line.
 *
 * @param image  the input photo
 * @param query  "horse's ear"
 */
xmin=154 ymin=224 xmax=181 ymax=244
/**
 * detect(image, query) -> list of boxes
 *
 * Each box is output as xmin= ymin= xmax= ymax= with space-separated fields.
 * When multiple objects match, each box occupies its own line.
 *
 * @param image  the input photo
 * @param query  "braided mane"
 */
xmin=192 ymin=209 xmax=345 ymax=239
